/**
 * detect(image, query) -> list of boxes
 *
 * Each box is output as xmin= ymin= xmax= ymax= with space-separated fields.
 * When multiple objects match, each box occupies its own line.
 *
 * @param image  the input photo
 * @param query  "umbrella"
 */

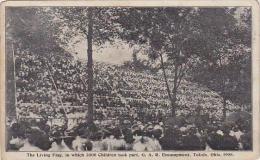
xmin=226 ymin=111 xmax=251 ymax=123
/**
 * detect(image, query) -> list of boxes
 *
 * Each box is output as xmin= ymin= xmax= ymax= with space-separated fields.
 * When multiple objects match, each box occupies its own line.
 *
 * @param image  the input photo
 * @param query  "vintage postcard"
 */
xmin=0 ymin=0 xmax=260 ymax=160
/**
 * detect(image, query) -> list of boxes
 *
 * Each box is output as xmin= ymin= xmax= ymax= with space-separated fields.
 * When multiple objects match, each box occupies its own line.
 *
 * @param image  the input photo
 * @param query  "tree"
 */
xmin=190 ymin=8 xmax=251 ymax=120
xmin=6 ymin=8 xmax=65 ymax=57
xmin=6 ymin=7 xmax=67 ymax=117
xmin=116 ymin=8 xmax=200 ymax=116
xmin=48 ymin=7 xmax=121 ymax=123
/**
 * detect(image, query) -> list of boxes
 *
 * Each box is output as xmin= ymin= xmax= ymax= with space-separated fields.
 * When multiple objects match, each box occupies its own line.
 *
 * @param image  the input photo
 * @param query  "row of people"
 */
xmin=15 ymin=51 xmax=247 ymax=121
xmin=7 ymin=116 xmax=251 ymax=151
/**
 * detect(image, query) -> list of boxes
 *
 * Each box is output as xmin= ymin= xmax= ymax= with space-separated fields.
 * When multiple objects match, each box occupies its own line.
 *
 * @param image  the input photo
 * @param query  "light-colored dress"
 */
xmin=19 ymin=139 xmax=42 ymax=151
xmin=72 ymin=136 xmax=89 ymax=151
xmin=49 ymin=140 xmax=71 ymax=151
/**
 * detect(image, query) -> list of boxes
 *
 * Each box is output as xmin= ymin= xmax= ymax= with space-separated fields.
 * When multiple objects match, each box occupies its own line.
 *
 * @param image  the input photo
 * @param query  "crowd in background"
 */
xmin=7 ymin=51 xmax=252 ymax=151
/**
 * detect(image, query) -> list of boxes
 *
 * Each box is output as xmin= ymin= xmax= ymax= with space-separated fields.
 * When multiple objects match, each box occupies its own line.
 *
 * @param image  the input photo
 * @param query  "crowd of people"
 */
xmin=8 ymin=50 xmax=252 ymax=151
xmin=7 ymin=116 xmax=251 ymax=151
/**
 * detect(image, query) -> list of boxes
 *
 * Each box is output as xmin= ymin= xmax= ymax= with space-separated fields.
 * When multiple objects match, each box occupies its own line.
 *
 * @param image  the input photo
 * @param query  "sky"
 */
xmin=67 ymin=38 xmax=134 ymax=65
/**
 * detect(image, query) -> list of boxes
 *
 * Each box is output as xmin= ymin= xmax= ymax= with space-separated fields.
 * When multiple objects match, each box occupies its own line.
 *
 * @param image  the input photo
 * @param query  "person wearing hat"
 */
xmin=72 ymin=126 xmax=91 ymax=151
xmin=182 ymin=127 xmax=205 ymax=150
xmin=219 ymin=125 xmax=239 ymax=150
xmin=49 ymin=132 xmax=71 ymax=151
xmin=154 ymin=122 xmax=164 ymax=136
xmin=230 ymin=125 xmax=244 ymax=141
xmin=9 ymin=135 xmax=25 ymax=151
xmin=19 ymin=129 xmax=45 ymax=151
xmin=144 ymin=123 xmax=154 ymax=138
xmin=19 ymin=138 xmax=42 ymax=151
xmin=132 ymin=136 xmax=149 ymax=151
xmin=240 ymin=131 xmax=252 ymax=150
xmin=131 ymin=124 xmax=143 ymax=138
xmin=90 ymin=131 xmax=104 ymax=151
xmin=206 ymin=126 xmax=223 ymax=150
xmin=102 ymin=127 xmax=126 ymax=151
xmin=122 ymin=128 xmax=135 ymax=150
xmin=148 ymin=129 xmax=162 ymax=151
xmin=133 ymin=134 xmax=160 ymax=151
xmin=159 ymin=127 xmax=178 ymax=150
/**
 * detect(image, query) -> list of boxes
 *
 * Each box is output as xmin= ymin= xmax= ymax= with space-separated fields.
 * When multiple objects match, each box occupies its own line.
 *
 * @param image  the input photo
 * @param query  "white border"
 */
xmin=0 ymin=1 xmax=259 ymax=160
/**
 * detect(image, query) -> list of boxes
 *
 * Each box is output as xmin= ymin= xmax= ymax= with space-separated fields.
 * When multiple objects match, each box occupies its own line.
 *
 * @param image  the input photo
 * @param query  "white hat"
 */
xmin=180 ymin=127 xmax=187 ymax=132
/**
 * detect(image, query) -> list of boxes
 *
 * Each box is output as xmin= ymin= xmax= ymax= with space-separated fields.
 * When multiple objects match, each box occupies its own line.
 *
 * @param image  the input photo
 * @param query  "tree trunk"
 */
xmin=172 ymin=63 xmax=179 ymax=117
xmin=222 ymin=97 xmax=227 ymax=121
xmin=6 ymin=43 xmax=16 ymax=118
xmin=159 ymin=53 xmax=175 ymax=117
xmin=86 ymin=8 xmax=94 ymax=123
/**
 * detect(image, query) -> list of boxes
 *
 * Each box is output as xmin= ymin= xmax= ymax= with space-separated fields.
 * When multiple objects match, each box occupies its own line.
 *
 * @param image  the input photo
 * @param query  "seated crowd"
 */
xmin=15 ymin=50 xmax=246 ymax=120
xmin=8 ymin=50 xmax=252 ymax=151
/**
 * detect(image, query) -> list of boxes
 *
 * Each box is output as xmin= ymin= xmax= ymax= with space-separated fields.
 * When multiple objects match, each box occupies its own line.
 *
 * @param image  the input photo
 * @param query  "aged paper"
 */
xmin=0 ymin=0 xmax=260 ymax=160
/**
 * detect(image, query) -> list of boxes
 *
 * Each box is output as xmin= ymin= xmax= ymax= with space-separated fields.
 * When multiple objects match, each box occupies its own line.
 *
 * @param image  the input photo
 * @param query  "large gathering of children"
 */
xmin=7 ymin=50 xmax=251 ymax=151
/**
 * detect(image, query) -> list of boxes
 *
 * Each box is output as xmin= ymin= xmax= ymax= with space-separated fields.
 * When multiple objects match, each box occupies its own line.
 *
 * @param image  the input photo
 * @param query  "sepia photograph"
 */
xmin=1 ymin=1 xmax=259 ymax=159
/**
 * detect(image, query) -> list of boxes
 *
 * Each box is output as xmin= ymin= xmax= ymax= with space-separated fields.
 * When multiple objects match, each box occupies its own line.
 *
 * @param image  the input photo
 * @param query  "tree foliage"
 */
xmin=190 ymin=8 xmax=251 ymax=117
xmin=45 ymin=7 xmax=124 ymax=122
xmin=7 ymin=7 xmax=252 ymax=120
xmin=6 ymin=7 xmax=67 ymax=57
